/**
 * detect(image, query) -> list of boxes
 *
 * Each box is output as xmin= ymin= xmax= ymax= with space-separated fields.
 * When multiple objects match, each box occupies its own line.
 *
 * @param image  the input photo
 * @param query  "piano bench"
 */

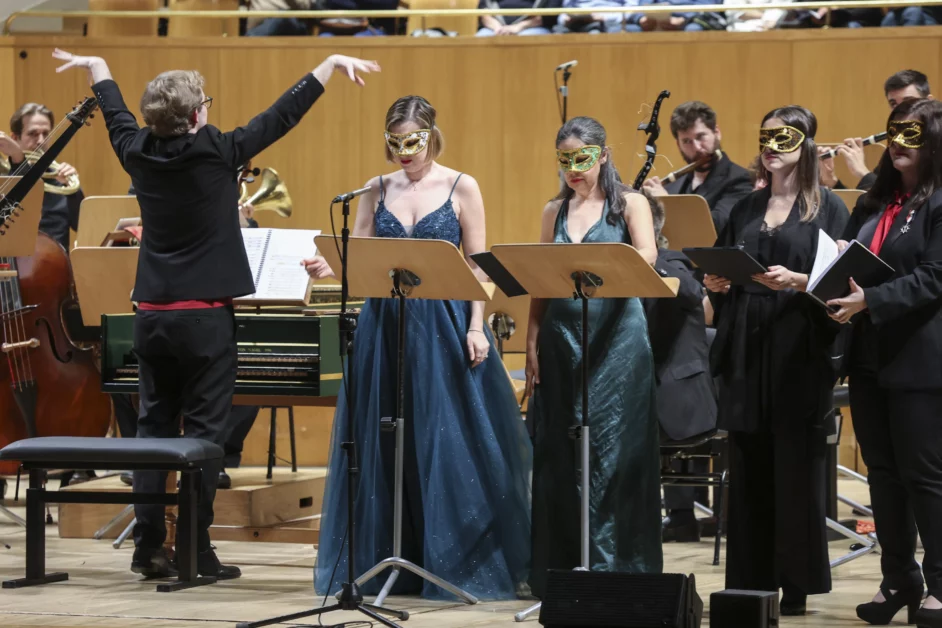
xmin=0 ymin=436 xmax=223 ymax=593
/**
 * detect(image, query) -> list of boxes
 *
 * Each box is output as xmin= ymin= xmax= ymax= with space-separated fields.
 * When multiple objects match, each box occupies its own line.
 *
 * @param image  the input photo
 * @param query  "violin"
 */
xmin=0 ymin=98 xmax=112 ymax=475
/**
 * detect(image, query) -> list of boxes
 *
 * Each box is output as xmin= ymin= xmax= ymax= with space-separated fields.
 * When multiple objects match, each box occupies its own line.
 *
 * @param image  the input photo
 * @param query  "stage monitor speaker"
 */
xmin=709 ymin=589 xmax=779 ymax=628
xmin=538 ymin=569 xmax=703 ymax=627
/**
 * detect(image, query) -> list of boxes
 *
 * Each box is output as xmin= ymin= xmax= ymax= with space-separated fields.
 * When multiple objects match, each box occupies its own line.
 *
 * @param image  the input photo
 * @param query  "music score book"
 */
xmin=236 ymin=228 xmax=321 ymax=305
xmin=807 ymin=230 xmax=894 ymax=306
xmin=682 ymin=246 xmax=768 ymax=285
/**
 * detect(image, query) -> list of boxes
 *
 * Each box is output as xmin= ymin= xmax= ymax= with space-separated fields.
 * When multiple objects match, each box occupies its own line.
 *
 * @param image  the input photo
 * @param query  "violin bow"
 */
xmin=632 ymin=90 xmax=671 ymax=191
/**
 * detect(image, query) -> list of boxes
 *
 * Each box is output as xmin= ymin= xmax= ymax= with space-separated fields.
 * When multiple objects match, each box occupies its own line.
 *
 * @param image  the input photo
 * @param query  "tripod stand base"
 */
xmin=515 ymin=601 xmax=541 ymax=622
xmin=238 ymin=582 xmax=408 ymax=628
xmin=355 ymin=558 xmax=479 ymax=606
xmin=0 ymin=503 xmax=26 ymax=528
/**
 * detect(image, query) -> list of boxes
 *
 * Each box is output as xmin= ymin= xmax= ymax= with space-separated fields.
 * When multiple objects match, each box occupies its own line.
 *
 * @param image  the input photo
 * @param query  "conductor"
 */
xmin=53 ymin=48 xmax=379 ymax=580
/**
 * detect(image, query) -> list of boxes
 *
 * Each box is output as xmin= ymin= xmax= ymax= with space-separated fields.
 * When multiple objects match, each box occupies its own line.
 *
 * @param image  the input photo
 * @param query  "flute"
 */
xmin=662 ymin=150 xmax=723 ymax=183
xmin=820 ymin=132 xmax=888 ymax=160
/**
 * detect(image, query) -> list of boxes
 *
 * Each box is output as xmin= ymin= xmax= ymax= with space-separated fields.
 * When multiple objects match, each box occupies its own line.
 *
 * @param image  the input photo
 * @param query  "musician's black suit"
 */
xmin=664 ymin=152 xmax=753 ymax=235
xmin=92 ymin=72 xmax=325 ymax=558
xmin=842 ymin=189 xmax=942 ymax=600
xmin=644 ymin=249 xmax=717 ymax=521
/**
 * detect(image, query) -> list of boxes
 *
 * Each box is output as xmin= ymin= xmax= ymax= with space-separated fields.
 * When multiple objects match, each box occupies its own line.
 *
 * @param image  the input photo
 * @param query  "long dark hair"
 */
xmin=758 ymin=106 xmax=821 ymax=222
xmin=553 ymin=116 xmax=632 ymax=226
xmin=863 ymin=98 xmax=942 ymax=216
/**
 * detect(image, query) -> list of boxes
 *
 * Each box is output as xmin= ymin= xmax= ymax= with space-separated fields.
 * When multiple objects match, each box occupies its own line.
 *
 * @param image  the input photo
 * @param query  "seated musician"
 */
xmin=641 ymin=192 xmax=717 ymax=543
xmin=823 ymin=69 xmax=934 ymax=192
xmin=642 ymin=101 xmax=752 ymax=234
xmin=0 ymin=104 xmax=84 ymax=252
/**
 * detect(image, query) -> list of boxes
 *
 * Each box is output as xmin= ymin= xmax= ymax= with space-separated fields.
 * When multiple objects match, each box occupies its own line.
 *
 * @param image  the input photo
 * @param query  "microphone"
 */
xmin=556 ymin=60 xmax=578 ymax=71
xmin=332 ymin=186 xmax=371 ymax=203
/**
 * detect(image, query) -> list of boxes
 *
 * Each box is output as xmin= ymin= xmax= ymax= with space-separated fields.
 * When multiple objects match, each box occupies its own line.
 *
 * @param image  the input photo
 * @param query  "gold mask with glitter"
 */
xmin=887 ymin=119 xmax=925 ymax=149
xmin=557 ymin=145 xmax=602 ymax=172
xmin=759 ymin=125 xmax=806 ymax=154
xmin=385 ymin=129 xmax=431 ymax=156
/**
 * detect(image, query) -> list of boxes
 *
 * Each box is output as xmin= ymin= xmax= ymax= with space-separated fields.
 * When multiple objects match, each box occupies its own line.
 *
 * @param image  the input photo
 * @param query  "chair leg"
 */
xmin=267 ymin=407 xmax=277 ymax=480
xmin=288 ymin=407 xmax=297 ymax=473
xmin=2 ymin=469 xmax=68 ymax=588
xmin=158 ymin=469 xmax=215 ymax=592
xmin=712 ymin=469 xmax=727 ymax=567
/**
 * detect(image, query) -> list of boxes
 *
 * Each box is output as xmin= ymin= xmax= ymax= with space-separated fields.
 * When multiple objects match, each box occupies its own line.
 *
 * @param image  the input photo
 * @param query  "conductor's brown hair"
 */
xmin=140 ymin=70 xmax=205 ymax=138
xmin=384 ymin=96 xmax=444 ymax=162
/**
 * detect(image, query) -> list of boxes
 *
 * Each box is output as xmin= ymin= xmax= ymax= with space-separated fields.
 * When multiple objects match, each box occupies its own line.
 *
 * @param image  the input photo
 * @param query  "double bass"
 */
xmin=0 ymin=98 xmax=112 ymax=476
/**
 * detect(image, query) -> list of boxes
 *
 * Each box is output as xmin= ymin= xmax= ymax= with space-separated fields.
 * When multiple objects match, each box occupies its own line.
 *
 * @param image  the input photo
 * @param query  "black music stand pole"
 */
xmin=558 ymin=66 xmax=572 ymax=125
xmin=236 ymin=200 xmax=407 ymax=628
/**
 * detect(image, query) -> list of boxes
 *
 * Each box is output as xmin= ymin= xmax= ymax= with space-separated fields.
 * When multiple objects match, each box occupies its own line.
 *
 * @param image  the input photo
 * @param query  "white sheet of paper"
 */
xmin=253 ymin=228 xmax=321 ymax=301
xmin=808 ymin=229 xmax=840 ymax=291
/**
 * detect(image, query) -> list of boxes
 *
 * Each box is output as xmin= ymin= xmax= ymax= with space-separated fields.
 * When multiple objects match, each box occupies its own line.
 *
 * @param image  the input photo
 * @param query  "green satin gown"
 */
xmin=527 ymin=196 xmax=663 ymax=598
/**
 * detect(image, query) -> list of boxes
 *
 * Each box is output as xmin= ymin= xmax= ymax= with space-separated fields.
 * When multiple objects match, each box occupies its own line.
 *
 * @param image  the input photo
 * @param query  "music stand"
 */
xmin=484 ymin=242 xmax=678 ymax=623
xmin=70 ymin=247 xmax=140 ymax=326
xmin=659 ymin=195 xmax=717 ymax=251
xmin=0 ymin=177 xmax=49 ymax=529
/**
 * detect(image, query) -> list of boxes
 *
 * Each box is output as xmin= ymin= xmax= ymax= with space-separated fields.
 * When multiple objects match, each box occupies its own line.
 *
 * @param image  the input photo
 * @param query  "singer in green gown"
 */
xmin=527 ymin=197 xmax=664 ymax=598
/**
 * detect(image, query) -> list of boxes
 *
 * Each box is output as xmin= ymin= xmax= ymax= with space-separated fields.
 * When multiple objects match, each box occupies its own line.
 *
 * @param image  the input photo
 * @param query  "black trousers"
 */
xmin=113 ymin=394 xmax=139 ymax=438
xmin=221 ymin=405 xmax=261 ymax=468
xmin=850 ymin=375 xmax=942 ymax=599
xmin=725 ymin=424 xmax=831 ymax=596
xmin=131 ymin=307 xmax=237 ymax=552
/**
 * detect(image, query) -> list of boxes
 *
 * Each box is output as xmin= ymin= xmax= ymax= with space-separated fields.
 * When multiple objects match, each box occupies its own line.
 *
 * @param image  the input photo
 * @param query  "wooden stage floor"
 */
xmin=0 ymin=475 xmax=908 ymax=628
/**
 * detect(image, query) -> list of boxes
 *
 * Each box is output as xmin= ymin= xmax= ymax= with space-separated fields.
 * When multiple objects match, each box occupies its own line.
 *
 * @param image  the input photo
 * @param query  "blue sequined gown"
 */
xmin=314 ymin=174 xmax=533 ymax=601
xmin=527 ymin=197 xmax=663 ymax=598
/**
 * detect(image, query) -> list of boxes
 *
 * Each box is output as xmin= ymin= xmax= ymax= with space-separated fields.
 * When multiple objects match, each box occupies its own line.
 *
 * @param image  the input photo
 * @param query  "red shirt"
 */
xmin=869 ymin=192 xmax=911 ymax=255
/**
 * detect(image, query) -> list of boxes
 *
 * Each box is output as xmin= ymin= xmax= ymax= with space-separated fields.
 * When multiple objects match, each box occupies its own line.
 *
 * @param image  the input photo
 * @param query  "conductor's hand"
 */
xmin=703 ymin=273 xmax=730 ymax=294
xmin=302 ymin=255 xmax=334 ymax=280
xmin=467 ymin=329 xmax=489 ymax=368
xmin=827 ymin=277 xmax=867 ymax=324
xmin=642 ymin=176 xmax=669 ymax=197
xmin=313 ymin=55 xmax=381 ymax=87
xmin=525 ymin=346 xmax=540 ymax=397
xmin=52 ymin=48 xmax=112 ymax=84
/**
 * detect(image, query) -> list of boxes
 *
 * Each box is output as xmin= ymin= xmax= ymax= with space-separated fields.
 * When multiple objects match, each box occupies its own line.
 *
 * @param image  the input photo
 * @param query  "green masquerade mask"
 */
xmin=557 ymin=145 xmax=602 ymax=172
xmin=887 ymin=119 xmax=925 ymax=149
xmin=385 ymin=129 xmax=431 ymax=157
xmin=758 ymin=125 xmax=806 ymax=154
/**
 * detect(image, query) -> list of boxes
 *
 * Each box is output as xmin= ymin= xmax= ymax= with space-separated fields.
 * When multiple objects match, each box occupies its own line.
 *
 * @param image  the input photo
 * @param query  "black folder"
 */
xmin=682 ymin=246 xmax=768 ymax=285
xmin=807 ymin=240 xmax=894 ymax=304
xmin=470 ymin=252 xmax=528 ymax=297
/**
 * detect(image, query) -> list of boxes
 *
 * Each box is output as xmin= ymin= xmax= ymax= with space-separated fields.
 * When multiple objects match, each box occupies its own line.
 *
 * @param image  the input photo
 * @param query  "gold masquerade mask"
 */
xmin=385 ymin=129 xmax=431 ymax=156
xmin=758 ymin=125 xmax=806 ymax=154
xmin=557 ymin=145 xmax=602 ymax=172
xmin=887 ymin=119 xmax=925 ymax=149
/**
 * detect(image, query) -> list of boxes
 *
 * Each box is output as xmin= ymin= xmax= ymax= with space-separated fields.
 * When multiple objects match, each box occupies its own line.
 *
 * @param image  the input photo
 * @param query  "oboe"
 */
xmin=662 ymin=150 xmax=723 ymax=183
xmin=820 ymin=132 xmax=888 ymax=160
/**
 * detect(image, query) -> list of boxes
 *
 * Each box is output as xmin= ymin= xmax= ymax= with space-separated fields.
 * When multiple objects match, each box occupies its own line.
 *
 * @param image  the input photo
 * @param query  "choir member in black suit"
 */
xmin=642 ymin=193 xmax=717 ymax=543
xmin=0 ymin=103 xmax=83 ymax=252
xmin=823 ymin=69 xmax=934 ymax=192
xmin=705 ymin=106 xmax=849 ymax=615
xmin=642 ymin=101 xmax=753 ymax=235
xmin=827 ymin=98 xmax=942 ymax=627
xmin=53 ymin=47 xmax=379 ymax=580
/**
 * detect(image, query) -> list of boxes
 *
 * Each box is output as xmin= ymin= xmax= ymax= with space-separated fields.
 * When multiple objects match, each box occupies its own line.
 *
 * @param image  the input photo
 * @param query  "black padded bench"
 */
xmin=0 ymin=436 xmax=223 ymax=592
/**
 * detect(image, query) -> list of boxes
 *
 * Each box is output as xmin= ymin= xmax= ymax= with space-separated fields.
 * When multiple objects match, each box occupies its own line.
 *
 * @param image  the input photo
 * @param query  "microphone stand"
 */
xmin=557 ymin=65 xmax=573 ymax=125
xmin=237 ymin=197 xmax=408 ymax=628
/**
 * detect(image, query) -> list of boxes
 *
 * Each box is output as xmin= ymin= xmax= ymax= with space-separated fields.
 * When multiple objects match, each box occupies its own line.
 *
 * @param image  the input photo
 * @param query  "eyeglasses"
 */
xmin=201 ymin=97 xmax=213 ymax=110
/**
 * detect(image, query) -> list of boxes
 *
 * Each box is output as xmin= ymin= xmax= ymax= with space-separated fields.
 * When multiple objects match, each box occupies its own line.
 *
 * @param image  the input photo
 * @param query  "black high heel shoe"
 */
xmin=856 ymin=586 xmax=924 ymax=625
xmin=914 ymin=606 xmax=942 ymax=627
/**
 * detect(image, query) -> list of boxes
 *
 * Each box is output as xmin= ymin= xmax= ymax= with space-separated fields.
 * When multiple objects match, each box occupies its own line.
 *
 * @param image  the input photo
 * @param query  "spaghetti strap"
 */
xmin=448 ymin=173 xmax=464 ymax=200
xmin=379 ymin=175 xmax=386 ymax=202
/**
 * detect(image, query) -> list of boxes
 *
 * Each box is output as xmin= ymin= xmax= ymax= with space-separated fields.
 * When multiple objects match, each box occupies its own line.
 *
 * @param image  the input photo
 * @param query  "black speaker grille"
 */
xmin=539 ymin=570 xmax=688 ymax=627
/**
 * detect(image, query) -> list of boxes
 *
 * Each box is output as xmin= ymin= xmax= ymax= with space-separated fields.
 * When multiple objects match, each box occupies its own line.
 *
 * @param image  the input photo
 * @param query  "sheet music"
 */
xmin=240 ymin=228 xmax=268 ymax=284
xmin=808 ymin=229 xmax=840 ymax=291
xmin=250 ymin=228 xmax=321 ymax=301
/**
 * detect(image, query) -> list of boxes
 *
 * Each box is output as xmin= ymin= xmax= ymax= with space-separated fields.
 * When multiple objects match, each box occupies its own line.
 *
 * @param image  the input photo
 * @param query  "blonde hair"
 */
xmin=140 ymin=70 xmax=205 ymax=138
xmin=384 ymin=95 xmax=444 ymax=162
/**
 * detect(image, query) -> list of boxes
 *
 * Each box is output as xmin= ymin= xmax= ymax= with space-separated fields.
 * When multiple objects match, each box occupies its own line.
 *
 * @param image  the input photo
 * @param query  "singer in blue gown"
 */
xmin=311 ymin=172 xmax=532 ymax=601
